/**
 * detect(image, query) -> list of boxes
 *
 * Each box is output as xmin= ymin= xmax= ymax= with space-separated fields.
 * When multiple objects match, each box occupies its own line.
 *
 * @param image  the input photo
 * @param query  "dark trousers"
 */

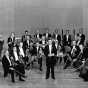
xmin=46 ymin=56 xmax=55 ymax=79
xmin=3 ymin=66 xmax=15 ymax=82
xmin=46 ymin=64 xmax=55 ymax=79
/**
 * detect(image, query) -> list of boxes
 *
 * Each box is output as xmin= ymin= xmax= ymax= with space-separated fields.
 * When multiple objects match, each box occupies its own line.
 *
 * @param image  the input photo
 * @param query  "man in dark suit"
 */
xmin=35 ymin=30 xmax=42 ymax=41
xmin=43 ymin=30 xmax=51 ymax=41
xmin=63 ymin=30 xmax=71 ymax=46
xmin=53 ymin=29 xmax=61 ymax=45
xmin=79 ymin=41 xmax=88 ymax=81
xmin=44 ymin=38 xmax=57 ymax=79
xmin=21 ymin=30 xmax=29 ymax=42
xmin=2 ymin=50 xmax=15 ymax=82
xmin=23 ymin=35 xmax=31 ymax=54
xmin=79 ymin=33 xmax=85 ymax=45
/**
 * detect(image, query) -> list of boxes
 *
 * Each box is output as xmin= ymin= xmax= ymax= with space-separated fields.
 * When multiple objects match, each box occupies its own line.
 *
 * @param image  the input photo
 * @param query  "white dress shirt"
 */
xmin=56 ymin=34 xmax=58 ymax=39
xmin=27 ymin=40 xmax=29 ymax=47
xmin=67 ymin=35 xmax=69 ymax=41
xmin=14 ymin=51 xmax=19 ymax=61
xmin=19 ymin=47 xmax=25 ymax=57
xmin=49 ymin=45 xmax=52 ymax=55
xmin=6 ymin=56 xmax=12 ymax=66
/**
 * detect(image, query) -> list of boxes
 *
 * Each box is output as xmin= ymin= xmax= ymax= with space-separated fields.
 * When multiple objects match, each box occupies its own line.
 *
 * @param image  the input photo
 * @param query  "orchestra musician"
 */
xmin=2 ymin=50 xmax=15 ymax=82
xmin=63 ymin=30 xmax=72 ymax=47
xmin=79 ymin=28 xmax=85 ymax=45
xmin=35 ymin=42 xmax=44 ymax=71
xmin=18 ymin=42 xmax=26 ymax=65
xmin=23 ymin=35 xmax=30 ymax=54
xmin=78 ymin=41 xmax=88 ymax=81
xmin=71 ymin=41 xmax=81 ymax=60
xmin=35 ymin=30 xmax=42 ymax=42
xmin=43 ymin=30 xmax=51 ymax=41
xmin=53 ymin=29 xmax=61 ymax=45
xmin=21 ymin=30 xmax=29 ymax=42
xmin=7 ymin=32 xmax=15 ymax=57
xmin=44 ymin=38 xmax=57 ymax=79
xmin=39 ymin=35 xmax=47 ymax=51
xmin=12 ymin=46 xmax=26 ymax=82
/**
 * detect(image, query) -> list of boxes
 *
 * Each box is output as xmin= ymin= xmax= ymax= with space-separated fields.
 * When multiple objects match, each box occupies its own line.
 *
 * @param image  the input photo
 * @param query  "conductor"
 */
xmin=44 ymin=38 xmax=57 ymax=79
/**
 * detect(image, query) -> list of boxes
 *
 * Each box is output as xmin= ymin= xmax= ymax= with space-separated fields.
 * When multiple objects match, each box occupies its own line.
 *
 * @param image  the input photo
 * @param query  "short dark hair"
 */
xmin=25 ymin=30 xmax=28 ymax=33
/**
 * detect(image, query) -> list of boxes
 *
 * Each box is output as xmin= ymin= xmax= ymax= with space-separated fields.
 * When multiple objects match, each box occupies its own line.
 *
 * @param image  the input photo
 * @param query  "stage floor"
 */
xmin=0 ymin=63 xmax=88 ymax=88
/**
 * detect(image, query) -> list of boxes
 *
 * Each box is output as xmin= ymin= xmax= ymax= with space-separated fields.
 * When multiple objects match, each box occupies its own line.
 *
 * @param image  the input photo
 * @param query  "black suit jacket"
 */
xmin=2 ymin=55 xmax=12 ymax=77
xmin=79 ymin=34 xmax=85 ymax=45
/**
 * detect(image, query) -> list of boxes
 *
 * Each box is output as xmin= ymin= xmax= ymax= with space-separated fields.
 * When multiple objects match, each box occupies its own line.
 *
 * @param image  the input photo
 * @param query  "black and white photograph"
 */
xmin=0 ymin=0 xmax=88 ymax=88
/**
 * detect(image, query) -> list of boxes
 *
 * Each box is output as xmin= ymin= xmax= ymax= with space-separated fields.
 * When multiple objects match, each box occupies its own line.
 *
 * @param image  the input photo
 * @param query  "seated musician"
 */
xmin=55 ymin=40 xmax=63 ymax=64
xmin=18 ymin=42 xmax=26 ymax=65
xmin=79 ymin=41 xmax=88 ymax=81
xmin=71 ymin=41 xmax=81 ymax=60
xmin=39 ymin=35 xmax=46 ymax=51
xmin=36 ymin=42 xmax=44 ymax=71
xmin=7 ymin=32 xmax=15 ymax=57
xmin=29 ymin=41 xmax=37 ymax=68
xmin=13 ymin=46 xmax=26 ymax=82
xmin=2 ymin=50 xmax=15 ymax=83
xmin=71 ymin=41 xmax=81 ymax=68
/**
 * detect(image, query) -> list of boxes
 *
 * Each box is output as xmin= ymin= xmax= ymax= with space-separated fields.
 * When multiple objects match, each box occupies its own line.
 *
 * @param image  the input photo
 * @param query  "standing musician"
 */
xmin=21 ymin=30 xmax=29 ymax=42
xmin=44 ymin=30 xmax=51 ymax=41
xmin=35 ymin=30 xmax=42 ymax=42
xmin=23 ymin=35 xmax=31 ymax=55
xmin=63 ymin=30 xmax=72 ymax=47
xmin=53 ymin=29 xmax=61 ymax=45
xmin=44 ymin=38 xmax=57 ymax=79
xmin=79 ymin=28 xmax=85 ymax=45
xmin=7 ymin=32 xmax=15 ymax=57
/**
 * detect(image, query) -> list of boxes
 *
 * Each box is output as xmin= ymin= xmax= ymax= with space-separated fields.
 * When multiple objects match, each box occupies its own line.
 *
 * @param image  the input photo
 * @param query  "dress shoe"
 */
xmin=19 ymin=78 xmax=25 ymax=81
xmin=46 ymin=77 xmax=49 ymax=79
xmin=52 ymin=77 xmax=55 ymax=80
